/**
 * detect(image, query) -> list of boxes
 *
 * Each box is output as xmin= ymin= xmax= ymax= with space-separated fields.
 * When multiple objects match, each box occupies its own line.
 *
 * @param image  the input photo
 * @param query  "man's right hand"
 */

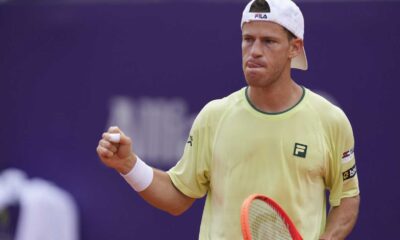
xmin=96 ymin=126 xmax=136 ymax=174
xmin=97 ymin=127 xmax=195 ymax=216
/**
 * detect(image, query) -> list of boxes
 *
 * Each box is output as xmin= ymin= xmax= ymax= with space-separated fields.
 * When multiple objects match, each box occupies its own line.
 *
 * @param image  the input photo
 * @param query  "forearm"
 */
xmin=320 ymin=195 xmax=360 ymax=240
xmin=138 ymin=169 xmax=195 ymax=216
xmin=118 ymin=157 xmax=195 ymax=216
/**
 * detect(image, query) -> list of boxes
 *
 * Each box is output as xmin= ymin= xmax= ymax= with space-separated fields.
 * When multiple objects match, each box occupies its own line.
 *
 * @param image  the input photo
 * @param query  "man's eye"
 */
xmin=264 ymin=39 xmax=275 ymax=44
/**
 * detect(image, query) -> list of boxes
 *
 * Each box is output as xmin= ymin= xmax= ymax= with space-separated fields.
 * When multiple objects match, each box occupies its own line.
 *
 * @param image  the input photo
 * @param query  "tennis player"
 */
xmin=97 ymin=0 xmax=360 ymax=239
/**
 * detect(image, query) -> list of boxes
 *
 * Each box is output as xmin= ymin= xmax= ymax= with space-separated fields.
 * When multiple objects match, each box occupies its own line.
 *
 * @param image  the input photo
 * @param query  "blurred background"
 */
xmin=0 ymin=0 xmax=399 ymax=239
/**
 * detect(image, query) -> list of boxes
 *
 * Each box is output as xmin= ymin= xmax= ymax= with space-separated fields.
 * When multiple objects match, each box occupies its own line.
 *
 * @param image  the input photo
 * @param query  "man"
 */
xmin=96 ymin=0 xmax=360 ymax=239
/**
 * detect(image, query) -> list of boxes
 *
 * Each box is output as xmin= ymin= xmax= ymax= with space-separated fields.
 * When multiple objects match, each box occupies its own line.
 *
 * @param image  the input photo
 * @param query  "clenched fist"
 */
xmin=96 ymin=126 xmax=137 ymax=174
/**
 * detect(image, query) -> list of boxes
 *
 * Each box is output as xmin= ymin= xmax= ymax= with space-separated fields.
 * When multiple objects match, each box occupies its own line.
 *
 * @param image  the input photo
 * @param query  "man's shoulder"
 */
xmin=305 ymin=88 xmax=350 ymax=126
xmin=306 ymin=89 xmax=343 ymax=113
xmin=202 ymin=88 xmax=244 ymax=114
xmin=196 ymin=88 xmax=244 ymax=125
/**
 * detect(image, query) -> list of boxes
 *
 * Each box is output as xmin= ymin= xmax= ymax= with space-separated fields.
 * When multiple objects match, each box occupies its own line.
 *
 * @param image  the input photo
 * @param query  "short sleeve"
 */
xmin=167 ymin=104 xmax=214 ymax=199
xmin=326 ymin=108 xmax=360 ymax=207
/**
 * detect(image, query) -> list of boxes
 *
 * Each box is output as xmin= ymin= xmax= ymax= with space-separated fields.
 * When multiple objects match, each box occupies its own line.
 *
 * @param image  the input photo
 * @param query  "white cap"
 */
xmin=241 ymin=0 xmax=308 ymax=70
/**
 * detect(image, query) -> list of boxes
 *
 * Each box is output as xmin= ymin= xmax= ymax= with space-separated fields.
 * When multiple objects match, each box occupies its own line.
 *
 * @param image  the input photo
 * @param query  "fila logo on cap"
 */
xmin=293 ymin=143 xmax=307 ymax=158
xmin=250 ymin=0 xmax=270 ymax=19
xmin=254 ymin=13 xmax=268 ymax=19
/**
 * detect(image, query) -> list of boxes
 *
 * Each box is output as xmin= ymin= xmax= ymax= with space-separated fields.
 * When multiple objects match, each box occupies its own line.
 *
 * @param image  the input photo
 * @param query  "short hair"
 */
xmin=285 ymin=28 xmax=296 ymax=41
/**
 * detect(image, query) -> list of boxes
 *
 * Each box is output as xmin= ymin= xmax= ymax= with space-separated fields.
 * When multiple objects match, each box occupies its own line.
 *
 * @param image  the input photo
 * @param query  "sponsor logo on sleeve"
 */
xmin=341 ymin=148 xmax=354 ymax=164
xmin=343 ymin=164 xmax=357 ymax=181
xmin=187 ymin=135 xmax=193 ymax=147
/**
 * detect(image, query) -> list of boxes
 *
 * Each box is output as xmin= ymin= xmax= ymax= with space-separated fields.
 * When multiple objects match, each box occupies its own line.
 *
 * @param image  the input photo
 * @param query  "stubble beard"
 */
xmin=244 ymin=65 xmax=286 ymax=89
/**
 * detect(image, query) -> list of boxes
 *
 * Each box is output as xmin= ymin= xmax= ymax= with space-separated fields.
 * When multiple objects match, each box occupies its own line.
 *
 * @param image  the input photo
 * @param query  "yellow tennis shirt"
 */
xmin=167 ymin=87 xmax=360 ymax=240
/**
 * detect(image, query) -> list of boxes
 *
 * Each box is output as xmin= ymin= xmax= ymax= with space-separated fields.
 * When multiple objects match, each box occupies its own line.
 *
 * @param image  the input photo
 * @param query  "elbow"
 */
xmin=353 ymin=195 xmax=361 ymax=217
xmin=168 ymin=210 xmax=184 ymax=216
xmin=349 ymin=195 xmax=361 ymax=214
xmin=166 ymin=192 xmax=196 ymax=216
xmin=167 ymin=206 xmax=189 ymax=216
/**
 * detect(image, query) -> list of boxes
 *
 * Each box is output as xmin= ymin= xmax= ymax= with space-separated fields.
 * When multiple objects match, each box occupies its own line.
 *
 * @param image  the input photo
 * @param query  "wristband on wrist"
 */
xmin=121 ymin=156 xmax=153 ymax=192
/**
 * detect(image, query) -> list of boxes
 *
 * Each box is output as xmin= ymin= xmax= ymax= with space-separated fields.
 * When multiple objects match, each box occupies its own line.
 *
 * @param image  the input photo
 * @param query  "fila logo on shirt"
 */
xmin=293 ymin=143 xmax=307 ymax=158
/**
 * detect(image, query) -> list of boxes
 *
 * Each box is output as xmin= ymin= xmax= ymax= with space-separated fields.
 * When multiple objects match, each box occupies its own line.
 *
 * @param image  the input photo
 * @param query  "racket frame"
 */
xmin=241 ymin=194 xmax=303 ymax=240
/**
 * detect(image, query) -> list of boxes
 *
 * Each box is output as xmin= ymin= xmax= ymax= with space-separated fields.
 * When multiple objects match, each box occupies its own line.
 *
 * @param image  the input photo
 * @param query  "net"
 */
xmin=248 ymin=199 xmax=292 ymax=240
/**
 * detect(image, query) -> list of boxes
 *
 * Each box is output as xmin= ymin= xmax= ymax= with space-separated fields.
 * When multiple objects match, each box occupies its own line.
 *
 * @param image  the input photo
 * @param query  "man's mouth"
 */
xmin=246 ymin=61 xmax=264 ymax=68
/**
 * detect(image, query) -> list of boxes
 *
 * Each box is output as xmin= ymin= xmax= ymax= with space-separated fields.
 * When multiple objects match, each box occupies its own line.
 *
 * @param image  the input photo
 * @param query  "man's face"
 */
xmin=242 ymin=21 xmax=294 ymax=87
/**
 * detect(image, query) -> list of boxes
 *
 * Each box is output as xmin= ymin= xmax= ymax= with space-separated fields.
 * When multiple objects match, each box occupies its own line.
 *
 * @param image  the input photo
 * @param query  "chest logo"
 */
xmin=293 ymin=143 xmax=307 ymax=158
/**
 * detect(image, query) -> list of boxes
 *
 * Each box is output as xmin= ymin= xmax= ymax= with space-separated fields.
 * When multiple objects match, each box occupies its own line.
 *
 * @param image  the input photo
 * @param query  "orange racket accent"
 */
xmin=241 ymin=194 xmax=303 ymax=240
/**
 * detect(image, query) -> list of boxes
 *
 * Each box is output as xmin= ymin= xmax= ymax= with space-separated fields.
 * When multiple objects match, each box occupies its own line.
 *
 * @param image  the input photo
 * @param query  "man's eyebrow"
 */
xmin=242 ymin=33 xmax=280 ymax=40
xmin=260 ymin=35 xmax=280 ymax=40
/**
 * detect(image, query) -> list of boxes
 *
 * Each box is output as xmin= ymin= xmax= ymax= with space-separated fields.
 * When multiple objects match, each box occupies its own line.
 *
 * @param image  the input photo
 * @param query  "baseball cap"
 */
xmin=241 ymin=0 xmax=308 ymax=70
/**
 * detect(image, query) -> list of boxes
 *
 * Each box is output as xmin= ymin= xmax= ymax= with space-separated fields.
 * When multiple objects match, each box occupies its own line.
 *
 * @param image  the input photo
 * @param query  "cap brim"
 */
xmin=291 ymin=46 xmax=308 ymax=70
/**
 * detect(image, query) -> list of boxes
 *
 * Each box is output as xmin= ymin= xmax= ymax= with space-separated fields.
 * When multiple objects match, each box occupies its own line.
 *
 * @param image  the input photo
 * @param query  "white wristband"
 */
xmin=121 ymin=156 xmax=153 ymax=192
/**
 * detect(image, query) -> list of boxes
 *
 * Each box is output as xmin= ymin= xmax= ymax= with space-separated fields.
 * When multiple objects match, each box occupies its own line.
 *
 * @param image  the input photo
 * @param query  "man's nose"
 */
xmin=250 ymin=40 xmax=262 ymax=58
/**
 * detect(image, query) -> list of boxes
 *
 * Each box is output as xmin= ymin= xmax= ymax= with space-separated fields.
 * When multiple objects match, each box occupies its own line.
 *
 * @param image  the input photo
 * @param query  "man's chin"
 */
xmin=245 ymin=78 xmax=263 ymax=87
xmin=244 ymin=71 xmax=265 ymax=84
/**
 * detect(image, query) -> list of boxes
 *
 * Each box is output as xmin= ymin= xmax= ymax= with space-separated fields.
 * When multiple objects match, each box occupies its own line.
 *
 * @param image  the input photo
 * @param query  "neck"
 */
xmin=247 ymin=77 xmax=303 ymax=113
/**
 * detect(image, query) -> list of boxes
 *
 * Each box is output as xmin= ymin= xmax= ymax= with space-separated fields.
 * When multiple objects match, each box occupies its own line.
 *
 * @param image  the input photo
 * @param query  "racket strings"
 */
xmin=248 ymin=199 xmax=292 ymax=240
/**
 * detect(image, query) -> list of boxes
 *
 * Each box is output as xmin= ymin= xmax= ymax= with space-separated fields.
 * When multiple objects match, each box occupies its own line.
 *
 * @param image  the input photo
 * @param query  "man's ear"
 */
xmin=289 ymin=38 xmax=304 ymax=59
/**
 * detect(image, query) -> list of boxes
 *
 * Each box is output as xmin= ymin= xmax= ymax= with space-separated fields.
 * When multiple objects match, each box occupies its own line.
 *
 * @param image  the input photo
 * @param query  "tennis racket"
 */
xmin=241 ymin=194 xmax=303 ymax=240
